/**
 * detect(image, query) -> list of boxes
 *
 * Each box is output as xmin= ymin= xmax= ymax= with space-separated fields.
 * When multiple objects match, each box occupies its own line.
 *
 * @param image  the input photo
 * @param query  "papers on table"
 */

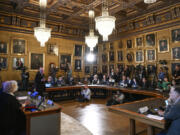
xmin=17 ymin=96 xmax=28 ymax=100
xmin=146 ymin=114 xmax=164 ymax=120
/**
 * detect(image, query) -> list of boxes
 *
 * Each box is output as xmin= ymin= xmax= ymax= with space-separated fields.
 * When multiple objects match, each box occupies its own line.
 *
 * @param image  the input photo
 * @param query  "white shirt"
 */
xmin=81 ymin=88 xmax=91 ymax=100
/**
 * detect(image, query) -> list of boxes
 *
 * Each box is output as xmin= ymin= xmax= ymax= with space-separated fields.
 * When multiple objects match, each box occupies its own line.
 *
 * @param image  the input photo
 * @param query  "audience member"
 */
xmin=119 ymin=75 xmax=128 ymax=87
xmin=57 ymin=76 xmax=65 ymax=86
xmin=140 ymin=77 xmax=149 ymax=90
xmin=172 ymin=65 xmax=180 ymax=84
xmin=92 ymin=74 xmax=99 ymax=84
xmin=0 ymin=81 xmax=26 ymax=135
xmin=106 ymin=91 xmax=125 ymax=106
xmin=80 ymin=85 xmax=91 ymax=102
xmin=101 ymin=75 xmax=108 ymax=85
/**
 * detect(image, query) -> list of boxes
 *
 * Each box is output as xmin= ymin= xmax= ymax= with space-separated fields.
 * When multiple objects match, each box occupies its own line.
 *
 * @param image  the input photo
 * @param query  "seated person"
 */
xmin=57 ymin=76 xmax=65 ymax=86
xmin=109 ymin=76 xmax=115 ymax=86
xmin=140 ymin=77 xmax=149 ymax=90
xmin=101 ymin=75 xmax=108 ymax=85
xmin=106 ymin=91 xmax=125 ymax=106
xmin=131 ymin=78 xmax=138 ymax=89
xmin=69 ymin=77 xmax=75 ymax=85
xmin=80 ymin=85 xmax=91 ymax=102
xmin=0 ymin=81 xmax=26 ymax=135
xmin=161 ymin=77 xmax=171 ymax=91
xmin=92 ymin=74 xmax=99 ymax=85
xmin=45 ymin=76 xmax=54 ymax=87
xmin=158 ymin=67 xmax=165 ymax=81
xmin=158 ymin=86 xmax=180 ymax=135
xmin=127 ymin=77 xmax=132 ymax=88
xmin=119 ymin=75 xmax=128 ymax=87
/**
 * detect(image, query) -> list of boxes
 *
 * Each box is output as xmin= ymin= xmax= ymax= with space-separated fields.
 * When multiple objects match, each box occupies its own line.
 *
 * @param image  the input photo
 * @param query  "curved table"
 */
xmin=46 ymin=85 xmax=166 ymax=101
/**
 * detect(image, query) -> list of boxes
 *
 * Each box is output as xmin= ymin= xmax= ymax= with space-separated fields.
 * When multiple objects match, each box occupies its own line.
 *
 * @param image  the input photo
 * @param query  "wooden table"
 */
xmin=24 ymin=103 xmax=61 ymax=135
xmin=109 ymin=98 xmax=165 ymax=135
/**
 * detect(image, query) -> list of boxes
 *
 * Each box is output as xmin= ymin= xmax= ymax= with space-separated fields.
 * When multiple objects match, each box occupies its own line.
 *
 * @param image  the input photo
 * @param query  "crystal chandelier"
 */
xmin=144 ymin=0 xmax=156 ymax=4
xmin=34 ymin=0 xmax=51 ymax=47
xmin=85 ymin=10 xmax=98 ymax=51
xmin=95 ymin=0 xmax=116 ymax=41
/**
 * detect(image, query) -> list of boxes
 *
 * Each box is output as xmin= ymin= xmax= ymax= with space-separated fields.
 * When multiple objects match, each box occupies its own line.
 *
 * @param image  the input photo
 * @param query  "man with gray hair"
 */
xmin=0 ymin=80 xmax=26 ymax=135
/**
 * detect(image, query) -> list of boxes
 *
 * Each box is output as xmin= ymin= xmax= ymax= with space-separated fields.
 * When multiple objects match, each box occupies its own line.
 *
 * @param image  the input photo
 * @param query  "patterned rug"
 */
xmin=61 ymin=112 xmax=93 ymax=135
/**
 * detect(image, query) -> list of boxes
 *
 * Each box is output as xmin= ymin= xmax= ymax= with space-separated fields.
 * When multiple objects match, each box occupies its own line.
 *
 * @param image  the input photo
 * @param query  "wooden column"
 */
xmin=147 ymin=125 xmax=154 ymax=135
xmin=129 ymin=119 xmax=136 ymax=135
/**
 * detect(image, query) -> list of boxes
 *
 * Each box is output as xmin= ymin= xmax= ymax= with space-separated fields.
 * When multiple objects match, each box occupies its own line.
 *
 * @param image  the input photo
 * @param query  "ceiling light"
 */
xmin=95 ymin=0 xmax=116 ymax=41
xmin=144 ymin=0 xmax=156 ymax=4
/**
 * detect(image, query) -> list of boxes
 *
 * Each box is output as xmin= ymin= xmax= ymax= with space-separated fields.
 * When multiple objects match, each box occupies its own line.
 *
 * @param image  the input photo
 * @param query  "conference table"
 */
xmin=109 ymin=98 xmax=165 ymax=135
xmin=46 ymin=85 xmax=165 ymax=100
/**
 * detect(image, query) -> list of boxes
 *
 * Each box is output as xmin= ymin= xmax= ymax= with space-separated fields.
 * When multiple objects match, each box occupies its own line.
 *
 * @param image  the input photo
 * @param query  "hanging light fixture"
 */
xmin=144 ymin=0 xmax=156 ymax=4
xmin=34 ymin=0 xmax=51 ymax=47
xmin=85 ymin=10 xmax=98 ymax=51
xmin=95 ymin=0 xmax=116 ymax=41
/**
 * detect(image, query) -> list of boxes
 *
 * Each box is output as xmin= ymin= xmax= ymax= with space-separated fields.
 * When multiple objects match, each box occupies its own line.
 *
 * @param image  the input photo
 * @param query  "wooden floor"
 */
xmin=57 ymin=98 xmax=162 ymax=135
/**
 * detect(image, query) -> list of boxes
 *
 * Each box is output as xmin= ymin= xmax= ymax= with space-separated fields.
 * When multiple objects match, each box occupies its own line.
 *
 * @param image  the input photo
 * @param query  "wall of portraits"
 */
xmin=99 ymin=26 xmax=180 ymax=77
xmin=0 ymin=31 xmax=85 ymax=81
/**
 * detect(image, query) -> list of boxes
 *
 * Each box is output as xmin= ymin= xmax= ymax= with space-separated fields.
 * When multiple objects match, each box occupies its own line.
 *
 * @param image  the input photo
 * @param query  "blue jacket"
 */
xmin=164 ymin=99 xmax=180 ymax=135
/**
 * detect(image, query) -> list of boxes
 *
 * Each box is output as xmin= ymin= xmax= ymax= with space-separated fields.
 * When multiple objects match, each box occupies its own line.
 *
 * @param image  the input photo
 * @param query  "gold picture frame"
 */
xmin=158 ymin=38 xmax=169 ymax=53
xmin=171 ymin=47 xmax=180 ymax=60
xmin=135 ymin=50 xmax=144 ymax=63
xmin=12 ymin=57 xmax=25 ymax=70
xmin=11 ymin=38 xmax=27 ymax=55
xmin=135 ymin=36 xmax=143 ymax=48
xmin=0 ymin=56 xmax=8 ymax=70
xmin=29 ymin=52 xmax=45 ymax=70
xmin=146 ymin=49 xmax=156 ymax=62
xmin=0 ymin=41 xmax=8 ymax=54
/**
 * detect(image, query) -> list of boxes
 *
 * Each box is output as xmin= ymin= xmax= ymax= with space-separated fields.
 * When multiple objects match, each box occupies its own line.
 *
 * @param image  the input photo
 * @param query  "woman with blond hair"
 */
xmin=0 ymin=80 xmax=26 ymax=135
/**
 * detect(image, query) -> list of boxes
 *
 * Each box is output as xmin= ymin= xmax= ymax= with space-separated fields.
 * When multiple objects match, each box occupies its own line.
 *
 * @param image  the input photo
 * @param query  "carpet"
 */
xmin=61 ymin=112 xmax=93 ymax=135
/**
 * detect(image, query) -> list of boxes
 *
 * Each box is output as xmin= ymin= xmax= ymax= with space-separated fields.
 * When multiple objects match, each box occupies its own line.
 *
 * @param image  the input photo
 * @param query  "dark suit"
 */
xmin=0 ymin=91 xmax=26 ymax=135
xmin=164 ymin=99 xmax=180 ymax=135
xmin=35 ymin=71 xmax=45 ymax=95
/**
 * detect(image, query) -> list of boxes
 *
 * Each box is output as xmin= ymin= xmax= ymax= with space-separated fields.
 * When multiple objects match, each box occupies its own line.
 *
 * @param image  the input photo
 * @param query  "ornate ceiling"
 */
xmin=0 ymin=0 xmax=180 ymax=40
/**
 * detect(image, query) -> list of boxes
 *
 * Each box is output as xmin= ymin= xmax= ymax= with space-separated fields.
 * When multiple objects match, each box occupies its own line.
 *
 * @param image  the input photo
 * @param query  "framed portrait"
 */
xmin=126 ymin=52 xmax=134 ymax=62
xmin=158 ymin=39 xmax=169 ymax=53
xmin=60 ymin=54 xmax=71 ymax=70
xmin=0 ymin=57 xmax=8 ymax=70
xmin=102 ymin=53 xmax=107 ymax=63
xmin=102 ymin=65 xmax=108 ymax=74
xmin=135 ymin=37 xmax=143 ymax=47
xmin=12 ymin=57 xmax=24 ymax=70
xmin=146 ymin=49 xmax=156 ymax=61
xmin=117 ymin=51 xmax=123 ymax=61
xmin=103 ymin=43 xmax=106 ymax=51
xmin=109 ymin=51 xmax=114 ymax=62
xmin=47 ymin=44 xmax=58 ymax=55
xmin=93 ymin=46 xmax=98 ymax=53
xmin=74 ymin=59 xmax=81 ymax=71
xmin=110 ymin=42 xmax=114 ymax=50
xmin=135 ymin=50 xmax=144 ymax=63
xmin=0 ymin=41 xmax=8 ymax=54
xmin=127 ymin=40 xmax=132 ymax=49
xmin=93 ymin=66 xmax=97 ymax=74
xmin=146 ymin=33 xmax=155 ymax=46
xmin=30 ymin=53 xmax=44 ymax=70
xmin=85 ymin=66 xmax=90 ymax=74
xmin=12 ymin=39 xmax=26 ymax=54
xmin=74 ymin=45 xmax=82 ymax=57
xmin=172 ymin=29 xmax=180 ymax=43
xmin=171 ymin=63 xmax=180 ymax=75
xmin=172 ymin=47 xmax=180 ymax=60
xmin=118 ymin=40 xmax=123 ymax=49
